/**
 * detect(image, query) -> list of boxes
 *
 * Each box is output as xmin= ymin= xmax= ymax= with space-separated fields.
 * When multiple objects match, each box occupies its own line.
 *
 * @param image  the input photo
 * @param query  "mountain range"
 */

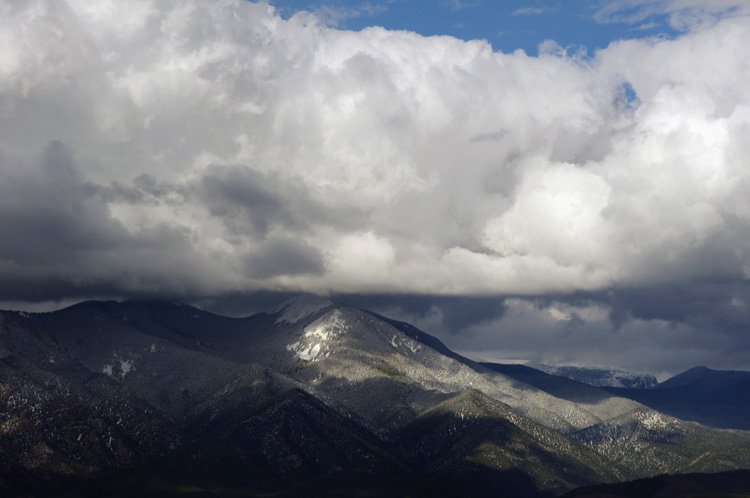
xmin=1 ymin=296 xmax=749 ymax=497
xmin=532 ymin=364 xmax=658 ymax=389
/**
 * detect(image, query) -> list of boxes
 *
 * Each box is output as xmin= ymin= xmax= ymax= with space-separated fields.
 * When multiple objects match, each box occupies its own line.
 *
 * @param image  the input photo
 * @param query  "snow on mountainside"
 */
xmin=286 ymin=309 xmax=349 ymax=362
xmin=536 ymin=364 xmax=658 ymax=389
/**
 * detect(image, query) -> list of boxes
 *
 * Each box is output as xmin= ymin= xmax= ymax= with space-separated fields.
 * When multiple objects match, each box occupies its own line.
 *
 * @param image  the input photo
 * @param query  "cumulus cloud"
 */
xmin=1 ymin=0 xmax=750 ymax=321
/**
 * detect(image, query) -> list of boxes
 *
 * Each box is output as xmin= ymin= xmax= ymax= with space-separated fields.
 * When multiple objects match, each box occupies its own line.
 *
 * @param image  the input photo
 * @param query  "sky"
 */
xmin=270 ymin=0 xmax=685 ymax=55
xmin=2 ymin=0 xmax=750 ymax=377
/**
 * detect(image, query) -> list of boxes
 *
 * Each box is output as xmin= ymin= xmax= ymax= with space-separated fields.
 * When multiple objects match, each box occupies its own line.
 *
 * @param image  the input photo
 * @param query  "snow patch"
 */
xmin=296 ymin=343 xmax=321 ymax=361
xmin=390 ymin=335 xmax=422 ymax=355
xmin=120 ymin=359 xmax=133 ymax=377
xmin=639 ymin=411 xmax=670 ymax=430
xmin=102 ymin=354 xmax=136 ymax=378
xmin=273 ymin=295 xmax=334 ymax=324
xmin=286 ymin=310 xmax=348 ymax=362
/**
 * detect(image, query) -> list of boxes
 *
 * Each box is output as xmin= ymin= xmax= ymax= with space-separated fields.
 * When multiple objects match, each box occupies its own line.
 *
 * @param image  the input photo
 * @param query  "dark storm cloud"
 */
xmin=92 ymin=174 xmax=185 ymax=206
xmin=196 ymin=163 xmax=363 ymax=240
xmin=414 ymin=284 xmax=750 ymax=376
xmin=599 ymin=283 xmax=750 ymax=336
xmin=0 ymin=141 xmax=128 ymax=265
xmin=189 ymin=292 xmax=289 ymax=318
xmin=0 ymin=140 xmax=235 ymax=302
xmin=245 ymin=236 xmax=326 ymax=279
xmin=329 ymin=294 xmax=508 ymax=337
xmin=0 ymin=269 xmax=121 ymax=302
xmin=199 ymin=165 xmax=289 ymax=238
xmin=0 ymin=138 xmax=339 ymax=304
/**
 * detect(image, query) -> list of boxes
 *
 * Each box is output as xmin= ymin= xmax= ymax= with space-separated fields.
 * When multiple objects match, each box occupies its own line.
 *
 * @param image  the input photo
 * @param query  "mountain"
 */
xmin=603 ymin=366 xmax=750 ymax=430
xmin=1 ymin=297 xmax=750 ymax=497
xmin=483 ymin=362 xmax=750 ymax=477
xmin=533 ymin=364 xmax=658 ymax=389
xmin=481 ymin=363 xmax=618 ymax=404
xmin=561 ymin=469 xmax=750 ymax=498
xmin=395 ymin=389 xmax=623 ymax=497
xmin=657 ymin=366 xmax=750 ymax=392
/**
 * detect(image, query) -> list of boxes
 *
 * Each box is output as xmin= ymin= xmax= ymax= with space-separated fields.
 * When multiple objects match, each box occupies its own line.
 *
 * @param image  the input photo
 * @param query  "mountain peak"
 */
xmin=658 ymin=365 xmax=716 ymax=388
xmin=271 ymin=294 xmax=335 ymax=324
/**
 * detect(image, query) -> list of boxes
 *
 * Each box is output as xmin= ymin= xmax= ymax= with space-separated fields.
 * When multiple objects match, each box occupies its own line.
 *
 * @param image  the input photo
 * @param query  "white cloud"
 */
xmin=591 ymin=0 xmax=750 ymax=30
xmin=1 ymin=0 xmax=750 ymax=301
xmin=443 ymin=0 xmax=481 ymax=11
xmin=511 ymin=6 xmax=556 ymax=16
xmin=301 ymin=2 xmax=389 ymax=27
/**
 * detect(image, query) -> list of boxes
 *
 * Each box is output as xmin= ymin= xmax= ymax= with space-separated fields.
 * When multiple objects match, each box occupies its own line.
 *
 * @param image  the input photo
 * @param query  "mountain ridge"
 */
xmin=1 ymin=297 xmax=749 ymax=497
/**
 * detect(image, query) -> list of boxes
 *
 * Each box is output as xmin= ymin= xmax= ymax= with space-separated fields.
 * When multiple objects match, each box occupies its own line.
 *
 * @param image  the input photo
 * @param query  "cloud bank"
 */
xmin=2 ymin=1 xmax=750 ymax=306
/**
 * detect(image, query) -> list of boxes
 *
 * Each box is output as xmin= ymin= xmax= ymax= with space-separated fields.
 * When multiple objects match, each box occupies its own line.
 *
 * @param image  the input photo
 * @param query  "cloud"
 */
xmin=245 ymin=235 xmax=326 ymax=279
xmin=0 ymin=141 xmax=127 ymax=267
xmin=443 ymin=0 xmax=481 ymax=11
xmin=590 ymin=0 xmax=750 ymax=30
xmin=351 ymin=285 xmax=750 ymax=376
xmin=1 ymin=0 xmax=750 ymax=317
xmin=630 ymin=21 xmax=661 ymax=31
xmin=511 ymin=6 xmax=556 ymax=16
xmin=301 ymin=2 xmax=390 ymax=28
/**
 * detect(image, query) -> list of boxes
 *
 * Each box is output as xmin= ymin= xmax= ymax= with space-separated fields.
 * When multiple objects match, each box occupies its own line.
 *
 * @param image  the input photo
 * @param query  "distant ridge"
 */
xmin=603 ymin=365 xmax=750 ymax=430
xmin=656 ymin=365 xmax=717 ymax=389
xmin=533 ymin=364 xmax=658 ymax=389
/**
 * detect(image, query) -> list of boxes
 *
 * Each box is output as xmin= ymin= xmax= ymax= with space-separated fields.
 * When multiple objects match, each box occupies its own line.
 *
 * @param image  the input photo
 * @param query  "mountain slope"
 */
xmin=484 ymin=363 xmax=750 ymax=478
xmin=534 ymin=364 xmax=658 ymax=389
xmin=604 ymin=366 xmax=750 ymax=430
xmin=251 ymin=302 xmax=646 ymax=435
xmin=561 ymin=469 xmax=750 ymax=498
xmin=2 ymin=297 xmax=750 ymax=497
xmin=482 ymin=363 xmax=618 ymax=404
xmin=397 ymin=389 xmax=624 ymax=497
xmin=0 ymin=309 xmax=183 ymax=496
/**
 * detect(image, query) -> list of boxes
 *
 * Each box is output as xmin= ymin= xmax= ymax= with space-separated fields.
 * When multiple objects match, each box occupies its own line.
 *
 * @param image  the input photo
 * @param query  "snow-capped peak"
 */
xmin=272 ymin=295 xmax=334 ymax=324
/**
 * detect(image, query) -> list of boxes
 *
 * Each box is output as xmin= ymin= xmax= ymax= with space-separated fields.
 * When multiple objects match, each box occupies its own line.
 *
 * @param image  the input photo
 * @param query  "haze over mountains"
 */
xmin=1 ymin=296 xmax=749 ymax=497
